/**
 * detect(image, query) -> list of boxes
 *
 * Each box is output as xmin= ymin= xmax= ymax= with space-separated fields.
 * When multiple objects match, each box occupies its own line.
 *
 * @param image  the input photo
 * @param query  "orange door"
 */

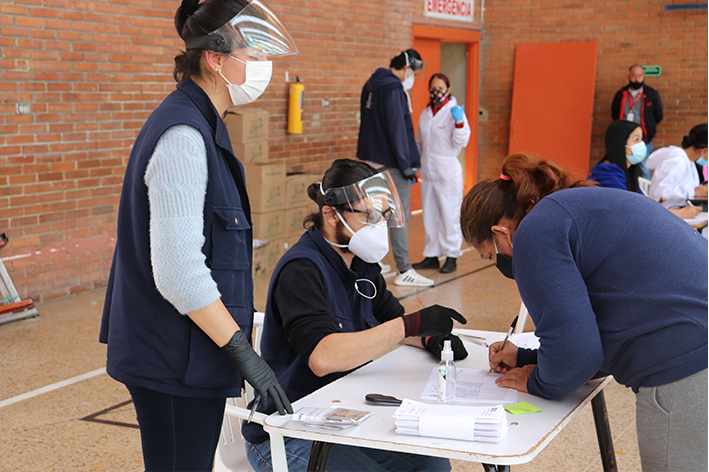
xmin=508 ymin=42 xmax=598 ymax=178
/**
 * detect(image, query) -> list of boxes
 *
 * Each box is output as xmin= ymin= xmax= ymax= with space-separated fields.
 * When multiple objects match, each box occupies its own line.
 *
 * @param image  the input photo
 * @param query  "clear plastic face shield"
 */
xmin=403 ymin=51 xmax=426 ymax=77
xmin=319 ymin=171 xmax=405 ymax=228
xmin=184 ymin=0 xmax=299 ymax=58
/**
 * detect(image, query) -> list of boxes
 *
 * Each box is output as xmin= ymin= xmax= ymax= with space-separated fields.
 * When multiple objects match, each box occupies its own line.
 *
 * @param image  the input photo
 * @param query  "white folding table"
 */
xmin=264 ymin=330 xmax=616 ymax=472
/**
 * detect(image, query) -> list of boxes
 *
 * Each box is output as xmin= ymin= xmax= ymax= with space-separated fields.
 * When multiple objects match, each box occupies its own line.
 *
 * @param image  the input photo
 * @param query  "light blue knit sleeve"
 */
xmin=144 ymin=125 xmax=221 ymax=314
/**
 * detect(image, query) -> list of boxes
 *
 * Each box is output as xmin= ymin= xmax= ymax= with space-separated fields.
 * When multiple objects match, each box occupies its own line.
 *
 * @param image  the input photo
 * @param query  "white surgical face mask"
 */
xmin=326 ymin=211 xmax=390 ymax=263
xmin=218 ymin=55 xmax=273 ymax=106
xmin=401 ymin=67 xmax=415 ymax=91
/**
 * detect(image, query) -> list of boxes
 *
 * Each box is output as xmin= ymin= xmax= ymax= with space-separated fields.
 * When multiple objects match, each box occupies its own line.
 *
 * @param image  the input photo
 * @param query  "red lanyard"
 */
xmin=627 ymin=91 xmax=642 ymax=110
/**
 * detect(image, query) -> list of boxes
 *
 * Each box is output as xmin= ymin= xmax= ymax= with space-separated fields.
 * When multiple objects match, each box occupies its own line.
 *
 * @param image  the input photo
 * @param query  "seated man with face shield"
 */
xmin=242 ymin=159 xmax=467 ymax=472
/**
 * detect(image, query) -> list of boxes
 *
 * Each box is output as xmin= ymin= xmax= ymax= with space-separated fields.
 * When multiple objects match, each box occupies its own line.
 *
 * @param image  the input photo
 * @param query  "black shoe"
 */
xmin=412 ymin=257 xmax=440 ymax=270
xmin=439 ymin=257 xmax=457 ymax=273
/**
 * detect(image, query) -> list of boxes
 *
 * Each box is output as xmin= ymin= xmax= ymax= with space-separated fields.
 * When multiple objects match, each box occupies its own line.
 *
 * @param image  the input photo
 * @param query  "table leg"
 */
xmin=307 ymin=441 xmax=333 ymax=472
xmin=591 ymin=390 xmax=618 ymax=472
xmin=481 ymin=464 xmax=510 ymax=472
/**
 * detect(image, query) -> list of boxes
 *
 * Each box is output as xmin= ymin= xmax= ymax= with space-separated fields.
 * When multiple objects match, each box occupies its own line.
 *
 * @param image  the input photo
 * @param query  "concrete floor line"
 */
xmin=0 ymin=367 xmax=106 ymax=409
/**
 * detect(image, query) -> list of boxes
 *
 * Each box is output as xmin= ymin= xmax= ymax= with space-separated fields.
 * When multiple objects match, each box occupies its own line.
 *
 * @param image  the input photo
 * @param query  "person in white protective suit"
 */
xmin=647 ymin=123 xmax=708 ymax=209
xmin=412 ymin=73 xmax=471 ymax=274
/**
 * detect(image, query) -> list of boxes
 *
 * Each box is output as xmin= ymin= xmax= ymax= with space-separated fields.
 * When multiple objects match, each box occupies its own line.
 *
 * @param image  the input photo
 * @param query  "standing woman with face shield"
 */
xmin=412 ymin=73 xmax=470 ymax=274
xmin=99 ymin=1 xmax=297 ymax=470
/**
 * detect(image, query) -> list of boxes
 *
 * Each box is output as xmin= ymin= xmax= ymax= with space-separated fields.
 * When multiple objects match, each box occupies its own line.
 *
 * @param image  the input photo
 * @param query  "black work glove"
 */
xmin=401 ymin=167 xmax=418 ymax=181
xmin=221 ymin=330 xmax=293 ymax=415
xmin=422 ymin=333 xmax=468 ymax=360
xmin=401 ymin=304 xmax=467 ymax=338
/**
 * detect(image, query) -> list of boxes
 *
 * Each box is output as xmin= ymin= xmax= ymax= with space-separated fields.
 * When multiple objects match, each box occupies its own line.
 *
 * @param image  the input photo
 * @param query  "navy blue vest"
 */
xmin=242 ymin=226 xmax=380 ymax=443
xmin=100 ymin=80 xmax=253 ymax=398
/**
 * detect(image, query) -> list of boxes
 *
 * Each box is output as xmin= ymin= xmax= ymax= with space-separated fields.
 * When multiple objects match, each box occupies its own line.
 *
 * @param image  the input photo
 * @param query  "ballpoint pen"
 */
xmin=489 ymin=315 xmax=519 ymax=373
xmin=247 ymin=393 xmax=261 ymax=424
xmin=458 ymin=334 xmax=488 ymax=347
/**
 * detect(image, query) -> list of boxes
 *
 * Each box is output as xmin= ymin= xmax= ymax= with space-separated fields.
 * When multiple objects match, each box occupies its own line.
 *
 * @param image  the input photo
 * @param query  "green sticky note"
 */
xmin=504 ymin=402 xmax=542 ymax=415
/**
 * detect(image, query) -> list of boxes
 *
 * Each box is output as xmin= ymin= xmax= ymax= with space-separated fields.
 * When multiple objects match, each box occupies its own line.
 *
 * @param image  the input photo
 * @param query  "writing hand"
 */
xmin=494 ymin=364 xmax=534 ymax=393
xmin=489 ymin=340 xmax=518 ymax=374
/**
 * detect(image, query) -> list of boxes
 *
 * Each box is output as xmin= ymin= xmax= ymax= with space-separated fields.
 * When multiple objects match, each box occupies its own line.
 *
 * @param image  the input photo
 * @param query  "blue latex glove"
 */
xmin=451 ymin=105 xmax=465 ymax=122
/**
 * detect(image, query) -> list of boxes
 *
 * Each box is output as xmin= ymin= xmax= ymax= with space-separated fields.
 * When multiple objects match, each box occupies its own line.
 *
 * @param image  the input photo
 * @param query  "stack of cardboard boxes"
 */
xmin=224 ymin=109 xmax=317 ymax=280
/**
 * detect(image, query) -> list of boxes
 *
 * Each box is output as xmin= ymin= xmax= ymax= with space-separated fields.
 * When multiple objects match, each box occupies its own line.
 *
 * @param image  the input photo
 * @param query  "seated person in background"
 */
xmin=242 ymin=158 xmax=466 ymax=472
xmin=588 ymin=120 xmax=644 ymax=192
xmin=647 ymin=123 xmax=708 ymax=209
xmin=590 ymin=120 xmax=701 ymax=219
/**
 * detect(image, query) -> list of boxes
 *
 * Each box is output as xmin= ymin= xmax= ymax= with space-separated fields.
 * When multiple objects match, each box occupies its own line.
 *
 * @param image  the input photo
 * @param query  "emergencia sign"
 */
xmin=424 ymin=0 xmax=475 ymax=23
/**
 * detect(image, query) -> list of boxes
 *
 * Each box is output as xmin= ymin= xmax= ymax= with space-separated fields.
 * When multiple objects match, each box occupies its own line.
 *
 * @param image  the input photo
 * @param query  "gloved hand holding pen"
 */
xmin=401 ymin=304 xmax=467 ymax=338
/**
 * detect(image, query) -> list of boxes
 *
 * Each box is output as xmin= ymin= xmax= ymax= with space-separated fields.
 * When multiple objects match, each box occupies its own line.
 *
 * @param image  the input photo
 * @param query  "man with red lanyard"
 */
xmin=611 ymin=63 xmax=664 ymax=179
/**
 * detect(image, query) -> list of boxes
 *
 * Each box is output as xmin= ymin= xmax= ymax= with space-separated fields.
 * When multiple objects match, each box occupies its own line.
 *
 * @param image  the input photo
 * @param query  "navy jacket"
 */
xmin=513 ymin=187 xmax=707 ymax=398
xmin=356 ymin=68 xmax=420 ymax=170
xmin=242 ymin=226 xmax=382 ymax=444
xmin=611 ymin=84 xmax=663 ymax=142
xmin=100 ymin=80 xmax=254 ymax=398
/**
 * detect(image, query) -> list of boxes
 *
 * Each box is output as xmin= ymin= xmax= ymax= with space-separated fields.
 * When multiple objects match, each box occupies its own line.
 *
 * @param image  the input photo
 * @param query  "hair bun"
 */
xmin=181 ymin=0 xmax=200 ymax=17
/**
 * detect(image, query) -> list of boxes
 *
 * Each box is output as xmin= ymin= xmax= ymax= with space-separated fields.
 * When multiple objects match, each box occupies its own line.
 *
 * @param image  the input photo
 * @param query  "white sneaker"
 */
xmin=394 ymin=268 xmax=434 ymax=287
xmin=378 ymin=262 xmax=392 ymax=274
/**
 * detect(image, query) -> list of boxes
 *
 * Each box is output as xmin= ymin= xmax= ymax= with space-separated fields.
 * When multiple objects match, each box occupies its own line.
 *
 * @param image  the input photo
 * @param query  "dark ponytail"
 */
xmin=173 ymin=0 xmax=249 ymax=82
xmin=681 ymin=124 xmax=708 ymax=150
xmin=303 ymin=159 xmax=378 ymax=230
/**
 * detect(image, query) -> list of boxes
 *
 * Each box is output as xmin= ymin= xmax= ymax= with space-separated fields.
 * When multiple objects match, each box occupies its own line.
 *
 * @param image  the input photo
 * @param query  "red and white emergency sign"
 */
xmin=424 ymin=0 xmax=475 ymax=23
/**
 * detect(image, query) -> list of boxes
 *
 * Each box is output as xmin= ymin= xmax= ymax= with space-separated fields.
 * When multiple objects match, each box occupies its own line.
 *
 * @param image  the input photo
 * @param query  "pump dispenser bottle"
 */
xmin=437 ymin=340 xmax=456 ymax=403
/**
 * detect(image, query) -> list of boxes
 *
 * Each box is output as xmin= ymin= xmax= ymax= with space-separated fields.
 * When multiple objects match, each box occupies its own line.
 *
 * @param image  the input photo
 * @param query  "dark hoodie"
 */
xmin=356 ymin=68 xmax=420 ymax=170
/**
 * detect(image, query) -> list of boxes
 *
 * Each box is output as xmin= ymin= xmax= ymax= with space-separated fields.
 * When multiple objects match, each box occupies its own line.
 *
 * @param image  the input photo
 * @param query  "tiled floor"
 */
xmin=0 ymin=212 xmax=641 ymax=471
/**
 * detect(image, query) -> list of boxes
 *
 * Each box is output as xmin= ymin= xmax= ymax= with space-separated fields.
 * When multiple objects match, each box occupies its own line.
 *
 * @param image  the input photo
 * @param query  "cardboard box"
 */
xmin=247 ymin=180 xmax=285 ymax=213
xmin=284 ymin=234 xmax=301 ymax=251
xmin=224 ymin=109 xmax=269 ymax=143
xmin=284 ymin=205 xmax=310 ymax=238
xmin=265 ymin=238 xmax=284 ymax=270
xmin=234 ymin=140 xmax=268 ymax=164
xmin=285 ymin=173 xmax=318 ymax=209
xmin=252 ymin=240 xmax=269 ymax=279
xmin=244 ymin=162 xmax=286 ymax=184
xmin=251 ymin=210 xmax=285 ymax=241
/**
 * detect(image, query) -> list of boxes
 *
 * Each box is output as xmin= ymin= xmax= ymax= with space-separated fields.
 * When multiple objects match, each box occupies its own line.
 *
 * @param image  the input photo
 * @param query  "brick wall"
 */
xmin=477 ymin=0 xmax=708 ymax=180
xmin=0 ymin=0 xmax=427 ymax=302
xmin=1 ymin=0 xmax=706 ymax=302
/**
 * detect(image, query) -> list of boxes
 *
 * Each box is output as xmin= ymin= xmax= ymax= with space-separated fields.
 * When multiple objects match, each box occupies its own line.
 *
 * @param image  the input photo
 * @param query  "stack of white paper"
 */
xmin=394 ymin=399 xmax=509 ymax=443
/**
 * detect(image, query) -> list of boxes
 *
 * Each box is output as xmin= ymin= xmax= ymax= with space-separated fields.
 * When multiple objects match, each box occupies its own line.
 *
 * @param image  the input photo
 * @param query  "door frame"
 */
xmin=413 ymin=25 xmax=481 ymax=190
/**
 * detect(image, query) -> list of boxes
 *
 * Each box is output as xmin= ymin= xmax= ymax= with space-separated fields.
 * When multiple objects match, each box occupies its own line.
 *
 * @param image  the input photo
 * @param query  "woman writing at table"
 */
xmin=460 ymin=153 xmax=707 ymax=472
xmin=647 ymin=123 xmax=708 ymax=209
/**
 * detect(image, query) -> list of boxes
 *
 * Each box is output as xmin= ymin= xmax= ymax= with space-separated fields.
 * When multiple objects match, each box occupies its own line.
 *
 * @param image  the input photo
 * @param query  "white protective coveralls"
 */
xmin=647 ymin=145 xmax=700 ymax=208
xmin=416 ymin=96 xmax=471 ymax=259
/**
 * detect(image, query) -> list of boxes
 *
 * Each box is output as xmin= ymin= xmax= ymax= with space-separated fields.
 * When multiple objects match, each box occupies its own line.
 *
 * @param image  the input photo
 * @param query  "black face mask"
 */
xmin=493 ymin=238 xmax=515 ymax=279
xmin=628 ymin=81 xmax=644 ymax=90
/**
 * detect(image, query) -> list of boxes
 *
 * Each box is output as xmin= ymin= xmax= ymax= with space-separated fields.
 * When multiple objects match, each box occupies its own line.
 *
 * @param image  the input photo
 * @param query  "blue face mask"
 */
xmin=625 ymin=141 xmax=647 ymax=165
xmin=698 ymin=157 xmax=708 ymax=166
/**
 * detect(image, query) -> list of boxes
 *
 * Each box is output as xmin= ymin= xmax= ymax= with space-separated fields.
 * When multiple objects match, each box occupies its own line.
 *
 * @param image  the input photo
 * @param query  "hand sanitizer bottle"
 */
xmin=437 ymin=340 xmax=456 ymax=403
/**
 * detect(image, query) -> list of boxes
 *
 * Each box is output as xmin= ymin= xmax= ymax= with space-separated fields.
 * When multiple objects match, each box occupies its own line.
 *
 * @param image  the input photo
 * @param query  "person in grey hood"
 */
xmin=356 ymin=49 xmax=435 ymax=287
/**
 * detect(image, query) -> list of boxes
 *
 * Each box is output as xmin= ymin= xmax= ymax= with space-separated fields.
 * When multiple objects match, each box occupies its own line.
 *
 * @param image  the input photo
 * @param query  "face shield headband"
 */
xmin=184 ymin=0 xmax=299 ymax=58
xmin=317 ymin=171 xmax=405 ymax=228
xmin=403 ymin=51 xmax=425 ymax=77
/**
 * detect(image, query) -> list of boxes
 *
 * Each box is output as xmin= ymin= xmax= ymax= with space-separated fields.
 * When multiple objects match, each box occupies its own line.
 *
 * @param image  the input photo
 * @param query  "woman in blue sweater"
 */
xmin=460 ymin=153 xmax=707 ymax=472
xmin=588 ymin=120 xmax=644 ymax=191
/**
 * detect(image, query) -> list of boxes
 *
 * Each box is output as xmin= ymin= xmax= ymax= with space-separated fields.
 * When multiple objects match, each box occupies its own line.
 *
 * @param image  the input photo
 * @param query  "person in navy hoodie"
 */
xmin=356 ymin=49 xmax=436 ymax=287
xmin=99 ymin=1 xmax=297 ymax=470
xmin=461 ymin=153 xmax=707 ymax=472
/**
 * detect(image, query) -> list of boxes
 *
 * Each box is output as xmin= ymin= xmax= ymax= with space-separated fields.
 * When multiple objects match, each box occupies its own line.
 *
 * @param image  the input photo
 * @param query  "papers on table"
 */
xmin=420 ymin=368 xmax=519 ymax=405
xmin=684 ymin=211 xmax=708 ymax=226
xmin=394 ymin=399 xmax=509 ymax=443
xmin=508 ymin=332 xmax=540 ymax=349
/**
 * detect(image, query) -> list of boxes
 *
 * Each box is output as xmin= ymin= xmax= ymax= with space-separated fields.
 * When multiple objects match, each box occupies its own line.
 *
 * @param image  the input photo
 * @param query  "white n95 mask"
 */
xmin=327 ymin=212 xmax=390 ymax=263
xmin=218 ymin=55 xmax=273 ymax=106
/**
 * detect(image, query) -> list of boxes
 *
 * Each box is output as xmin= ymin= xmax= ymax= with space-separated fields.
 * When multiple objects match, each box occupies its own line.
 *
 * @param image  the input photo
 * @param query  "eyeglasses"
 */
xmin=342 ymin=207 xmax=393 ymax=225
